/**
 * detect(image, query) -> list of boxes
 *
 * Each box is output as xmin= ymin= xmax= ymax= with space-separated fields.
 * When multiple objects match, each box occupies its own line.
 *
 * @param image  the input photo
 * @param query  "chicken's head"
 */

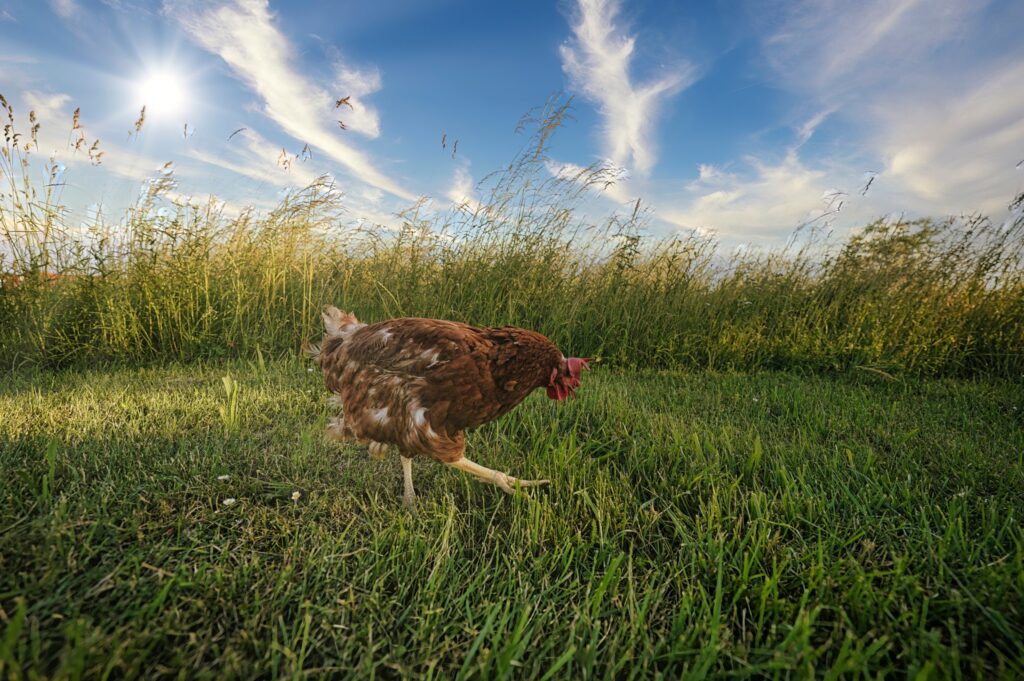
xmin=546 ymin=357 xmax=591 ymax=401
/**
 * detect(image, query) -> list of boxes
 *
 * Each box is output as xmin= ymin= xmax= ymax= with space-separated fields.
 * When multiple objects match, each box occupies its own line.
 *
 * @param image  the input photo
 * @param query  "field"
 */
xmin=2 ymin=99 xmax=1023 ymax=376
xmin=2 ymin=98 xmax=1024 ymax=678
xmin=2 ymin=359 xmax=1023 ymax=678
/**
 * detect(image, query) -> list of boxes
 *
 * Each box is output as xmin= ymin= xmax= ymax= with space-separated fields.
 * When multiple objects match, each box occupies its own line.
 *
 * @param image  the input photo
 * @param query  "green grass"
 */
xmin=2 ymin=358 xmax=1022 ymax=678
xmin=3 ymin=95 xmax=1023 ymax=376
xmin=3 ymin=91 xmax=1024 ymax=679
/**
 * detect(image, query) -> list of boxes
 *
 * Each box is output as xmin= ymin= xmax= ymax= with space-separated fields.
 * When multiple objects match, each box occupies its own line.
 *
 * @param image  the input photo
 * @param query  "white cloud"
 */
xmin=446 ymin=164 xmax=480 ymax=212
xmin=333 ymin=64 xmax=382 ymax=139
xmin=19 ymin=90 xmax=161 ymax=185
xmin=664 ymin=151 xmax=845 ymax=238
xmin=875 ymin=60 xmax=1024 ymax=214
xmin=759 ymin=0 xmax=983 ymax=99
xmin=560 ymin=0 xmax=697 ymax=177
xmin=794 ymin=109 xmax=835 ymax=148
xmin=654 ymin=0 xmax=1021 ymax=243
xmin=189 ymin=127 xmax=322 ymax=189
xmin=22 ymin=91 xmax=72 ymax=125
xmin=359 ymin=186 xmax=384 ymax=207
xmin=545 ymin=158 xmax=633 ymax=203
xmin=48 ymin=0 xmax=78 ymax=19
xmin=755 ymin=0 xmax=1023 ymax=218
xmin=166 ymin=0 xmax=416 ymax=202
xmin=544 ymin=159 xmax=589 ymax=183
xmin=661 ymin=53 xmax=1024 ymax=241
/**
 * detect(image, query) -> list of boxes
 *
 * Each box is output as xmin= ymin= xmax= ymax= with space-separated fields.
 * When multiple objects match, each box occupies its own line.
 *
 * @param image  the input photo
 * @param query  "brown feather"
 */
xmin=317 ymin=313 xmax=565 ymax=463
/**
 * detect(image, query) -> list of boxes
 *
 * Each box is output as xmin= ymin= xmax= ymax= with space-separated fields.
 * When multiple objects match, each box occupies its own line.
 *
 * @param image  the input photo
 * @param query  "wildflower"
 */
xmin=291 ymin=490 xmax=302 ymax=502
xmin=217 ymin=474 xmax=230 ymax=481
xmin=222 ymin=498 xmax=236 ymax=506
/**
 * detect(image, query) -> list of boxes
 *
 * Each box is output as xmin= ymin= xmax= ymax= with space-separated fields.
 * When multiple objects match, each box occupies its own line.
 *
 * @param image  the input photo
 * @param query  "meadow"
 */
xmin=1 ymin=98 xmax=1023 ymax=677
xmin=2 ymin=361 xmax=1022 ymax=678
xmin=2 ymin=98 xmax=1023 ymax=376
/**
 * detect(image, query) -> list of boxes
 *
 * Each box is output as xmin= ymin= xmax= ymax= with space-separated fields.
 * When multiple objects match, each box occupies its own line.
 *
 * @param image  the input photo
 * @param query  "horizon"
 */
xmin=2 ymin=0 xmax=1023 ymax=246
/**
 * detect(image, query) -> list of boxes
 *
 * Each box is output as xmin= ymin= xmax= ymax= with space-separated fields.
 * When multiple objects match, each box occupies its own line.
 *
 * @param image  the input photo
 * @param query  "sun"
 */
xmin=137 ymin=68 xmax=186 ymax=119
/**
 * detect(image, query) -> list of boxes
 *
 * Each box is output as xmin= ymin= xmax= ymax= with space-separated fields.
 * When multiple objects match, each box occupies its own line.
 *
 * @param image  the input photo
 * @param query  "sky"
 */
xmin=1 ymin=0 xmax=1023 ymax=245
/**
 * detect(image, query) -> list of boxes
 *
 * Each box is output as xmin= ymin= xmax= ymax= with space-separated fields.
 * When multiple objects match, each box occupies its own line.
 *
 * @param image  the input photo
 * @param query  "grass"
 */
xmin=3 ymin=91 xmax=1024 ymax=678
xmin=2 ymin=358 xmax=1023 ymax=678
xmin=3 ymin=95 xmax=1024 ymax=376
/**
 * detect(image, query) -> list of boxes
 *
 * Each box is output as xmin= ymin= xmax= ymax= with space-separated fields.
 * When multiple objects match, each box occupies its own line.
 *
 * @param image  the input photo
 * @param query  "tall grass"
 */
xmin=2 ymin=95 xmax=1023 ymax=375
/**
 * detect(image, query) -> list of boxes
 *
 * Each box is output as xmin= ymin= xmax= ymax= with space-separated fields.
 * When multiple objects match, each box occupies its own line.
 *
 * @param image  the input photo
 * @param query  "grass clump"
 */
xmin=2 ymin=95 xmax=1023 ymax=375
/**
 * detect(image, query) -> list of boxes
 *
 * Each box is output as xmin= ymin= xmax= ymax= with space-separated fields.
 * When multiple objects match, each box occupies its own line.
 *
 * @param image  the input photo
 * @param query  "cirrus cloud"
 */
xmin=165 ymin=0 xmax=416 ymax=202
xmin=560 ymin=0 xmax=698 ymax=178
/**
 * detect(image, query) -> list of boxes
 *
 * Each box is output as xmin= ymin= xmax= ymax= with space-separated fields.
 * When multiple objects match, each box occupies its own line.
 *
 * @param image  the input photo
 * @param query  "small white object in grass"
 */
xmin=291 ymin=490 xmax=301 ymax=502
xmin=752 ymin=397 xmax=759 ymax=402
xmin=222 ymin=498 xmax=236 ymax=506
xmin=216 ymin=474 xmax=230 ymax=481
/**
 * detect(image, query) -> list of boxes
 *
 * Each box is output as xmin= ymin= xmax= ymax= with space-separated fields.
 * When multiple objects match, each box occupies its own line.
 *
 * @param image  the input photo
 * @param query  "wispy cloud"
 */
xmin=875 ymin=60 xmax=1024 ymax=214
xmin=560 ymin=0 xmax=697 ymax=177
xmin=657 ymin=0 xmax=1020 ymax=242
xmin=544 ymin=159 xmax=590 ymax=183
xmin=759 ymin=0 xmax=983 ymax=98
xmin=19 ymin=89 xmax=185 ymax=192
xmin=166 ymin=0 xmax=416 ymax=201
xmin=663 ymin=151 xmax=844 ymax=238
xmin=189 ymin=128 xmax=323 ymax=189
xmin=756 ymin=0 xmax=1021 ymax=216
xmin=446 ymin=164 xmax=480 ymax=212
xmin=545 ymin=158 xmax=633 ymax=203
xmin=48 ymin=0 xmax=79 ymax=19
xmin=22 ymin=90 xmax=72 ymax=126
xmin=331 ymin=62 xmax=382 ymax=139
xmin=794 ymin=109 xmax=835 ymax=148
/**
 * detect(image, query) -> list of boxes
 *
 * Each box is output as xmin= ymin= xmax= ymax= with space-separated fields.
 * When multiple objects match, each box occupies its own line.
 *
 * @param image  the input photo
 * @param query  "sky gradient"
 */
xmin=2 ymin=0 xmax=1023 ymax=244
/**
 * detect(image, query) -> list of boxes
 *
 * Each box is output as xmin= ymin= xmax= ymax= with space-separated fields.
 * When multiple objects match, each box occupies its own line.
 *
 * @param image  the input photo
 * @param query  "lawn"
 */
xmin=1 ymin=359 xmax=1022 ymax=678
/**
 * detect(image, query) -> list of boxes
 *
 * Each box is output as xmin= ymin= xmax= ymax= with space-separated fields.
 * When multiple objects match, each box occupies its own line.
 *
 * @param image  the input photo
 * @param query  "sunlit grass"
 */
xmin=1 ymin=359 xmax=1022 ymax=677
xmin=2 ymin=92 xmax=1024 ymax=678
xmin=2 ymin=95 xmax=1022 ymax=376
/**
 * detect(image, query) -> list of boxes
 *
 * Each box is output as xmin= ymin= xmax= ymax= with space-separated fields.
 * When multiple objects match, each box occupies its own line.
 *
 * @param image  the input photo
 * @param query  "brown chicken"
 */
xmin=309 ymin=306 xmax=590 ymax=507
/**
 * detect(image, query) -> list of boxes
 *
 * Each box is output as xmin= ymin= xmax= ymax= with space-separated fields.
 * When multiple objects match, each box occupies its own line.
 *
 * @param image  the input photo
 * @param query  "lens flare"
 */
xmin=137 ymin=69 xmax=185 ymax=118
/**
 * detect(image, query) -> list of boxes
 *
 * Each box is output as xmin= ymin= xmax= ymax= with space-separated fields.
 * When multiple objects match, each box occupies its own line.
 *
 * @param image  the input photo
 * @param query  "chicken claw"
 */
xmin=448 ymin=457 xmax=550 ymax=495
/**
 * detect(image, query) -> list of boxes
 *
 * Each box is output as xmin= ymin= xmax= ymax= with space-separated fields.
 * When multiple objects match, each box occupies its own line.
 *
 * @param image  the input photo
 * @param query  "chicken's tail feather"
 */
xmin=322 ymin=305 xmax=360 ymax=337
xmin=302 ymin=340 xmax=322 ymax=365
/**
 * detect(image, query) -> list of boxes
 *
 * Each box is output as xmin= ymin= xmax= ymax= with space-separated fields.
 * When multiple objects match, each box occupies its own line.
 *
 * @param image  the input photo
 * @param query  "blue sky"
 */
xmin=1 ymin=0 xmax=1023 ymax=244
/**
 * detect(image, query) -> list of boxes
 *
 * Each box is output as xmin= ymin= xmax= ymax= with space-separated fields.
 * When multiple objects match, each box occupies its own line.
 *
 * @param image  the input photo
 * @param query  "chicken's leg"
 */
xmin=401 ymin=456 xmax=416 ymax=509
xmin=447 ymin=457 xmax=549 ymax=494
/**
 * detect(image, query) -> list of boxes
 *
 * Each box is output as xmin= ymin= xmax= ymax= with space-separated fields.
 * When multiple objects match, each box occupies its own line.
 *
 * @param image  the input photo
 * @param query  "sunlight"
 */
xmin=136 ymin=68 xmax=186 ymax=119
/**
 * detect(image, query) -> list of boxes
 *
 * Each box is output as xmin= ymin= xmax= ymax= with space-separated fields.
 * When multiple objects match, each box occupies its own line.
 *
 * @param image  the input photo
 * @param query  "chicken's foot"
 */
xmin=447 ymin=457 xmax=549 ymax=494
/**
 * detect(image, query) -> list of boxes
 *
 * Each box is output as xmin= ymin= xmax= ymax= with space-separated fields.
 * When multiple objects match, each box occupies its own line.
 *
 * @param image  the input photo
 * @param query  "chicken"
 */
xmin=308 ymin=306 xmax=590 ymax=508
